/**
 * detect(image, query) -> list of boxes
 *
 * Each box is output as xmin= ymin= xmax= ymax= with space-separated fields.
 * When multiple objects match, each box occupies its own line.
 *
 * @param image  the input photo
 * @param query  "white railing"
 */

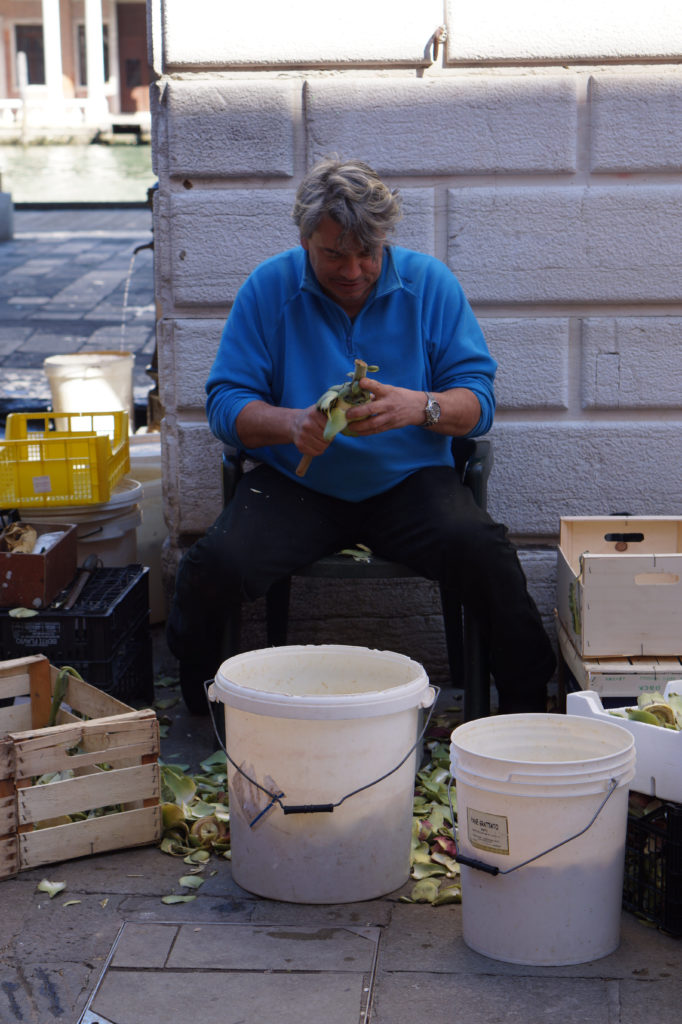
xmin=0 ymin=99 xmax=94 ymax=127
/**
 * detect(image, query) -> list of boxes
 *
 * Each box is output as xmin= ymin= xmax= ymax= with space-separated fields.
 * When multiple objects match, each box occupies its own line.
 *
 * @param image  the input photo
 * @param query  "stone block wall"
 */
xmin=149 ymin=0 xmax=682 ymax=689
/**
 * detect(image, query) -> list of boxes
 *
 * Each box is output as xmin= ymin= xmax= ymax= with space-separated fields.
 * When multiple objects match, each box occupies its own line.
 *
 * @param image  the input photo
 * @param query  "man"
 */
xmin=167 ymin=157 xmax=556 ymax=714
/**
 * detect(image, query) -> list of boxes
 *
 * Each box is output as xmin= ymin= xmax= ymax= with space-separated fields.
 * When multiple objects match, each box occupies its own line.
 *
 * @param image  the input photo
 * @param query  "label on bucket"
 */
xmin=466 ymin=808 xmax=509 ymax=855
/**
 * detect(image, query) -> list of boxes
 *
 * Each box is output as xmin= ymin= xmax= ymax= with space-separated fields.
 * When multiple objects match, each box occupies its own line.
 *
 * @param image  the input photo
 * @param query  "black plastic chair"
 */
xmin=220 ymin=437 xmax=493 ymax=721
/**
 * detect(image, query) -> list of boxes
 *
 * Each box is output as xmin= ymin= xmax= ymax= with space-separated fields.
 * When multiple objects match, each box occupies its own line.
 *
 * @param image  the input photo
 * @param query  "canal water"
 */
xmin=0 ymin=143 xmax=155 ymax=204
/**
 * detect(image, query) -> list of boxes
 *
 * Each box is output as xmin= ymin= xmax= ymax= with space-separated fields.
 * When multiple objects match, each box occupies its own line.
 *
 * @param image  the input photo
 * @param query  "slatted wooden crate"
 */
xmin=558 ymin=622 xmax=682 ymax=701
xmin=0 ymin=654 xmax=161 ymax=880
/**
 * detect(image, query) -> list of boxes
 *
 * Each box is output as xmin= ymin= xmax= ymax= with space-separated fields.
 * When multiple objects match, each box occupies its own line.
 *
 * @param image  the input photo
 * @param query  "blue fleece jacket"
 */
xmin=206 ymin=244 xmax=496 ymax=501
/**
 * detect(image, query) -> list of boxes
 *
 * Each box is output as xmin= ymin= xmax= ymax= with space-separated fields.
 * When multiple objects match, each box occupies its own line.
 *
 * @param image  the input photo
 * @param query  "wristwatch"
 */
xmin=423 ymin=391 xmax=441 ymax=427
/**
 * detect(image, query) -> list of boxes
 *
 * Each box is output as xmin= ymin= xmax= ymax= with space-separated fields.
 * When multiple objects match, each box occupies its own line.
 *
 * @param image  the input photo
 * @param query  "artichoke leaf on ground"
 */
xmin=409 ymin=878 xmax=442 ymax=903
xmin=411 ymin=861 xmax=447 ymax=880
xmin=432 ymin=884 xmax=462 ymax=906
xmin=178 ymin=874 xmax=205 ymax=889
xmin=37 ymin=879 xmax=66 ymax=899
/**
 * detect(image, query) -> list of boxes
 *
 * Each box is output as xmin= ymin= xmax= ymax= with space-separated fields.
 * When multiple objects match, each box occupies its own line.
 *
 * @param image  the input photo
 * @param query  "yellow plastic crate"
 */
xmin=0 ymin=411 xmax=130 ymax=507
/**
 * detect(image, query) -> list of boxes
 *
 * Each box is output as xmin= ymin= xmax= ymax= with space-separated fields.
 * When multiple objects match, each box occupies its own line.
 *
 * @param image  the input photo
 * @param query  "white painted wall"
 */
xmin=150 ymin=0 xmax=682 ymax=688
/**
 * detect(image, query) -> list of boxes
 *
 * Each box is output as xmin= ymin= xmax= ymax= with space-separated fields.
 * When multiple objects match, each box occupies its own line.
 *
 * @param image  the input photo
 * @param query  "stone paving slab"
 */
xmin=0 ymin=961 xmax=94 ymax=1024
xmin=86 ymin=970 xmax=369 ymax=1024
xmin=371 ymin=972 xmax=617 ymax=1024
xmin=381 ymin=903 xmax=681 ymax=979
xmin=80 ymin=922 xmax=378 ymax=1024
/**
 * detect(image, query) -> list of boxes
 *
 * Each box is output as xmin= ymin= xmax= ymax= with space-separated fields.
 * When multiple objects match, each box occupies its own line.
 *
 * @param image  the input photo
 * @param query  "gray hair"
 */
xmin=292 ymin=157 xmax=402 ymax=251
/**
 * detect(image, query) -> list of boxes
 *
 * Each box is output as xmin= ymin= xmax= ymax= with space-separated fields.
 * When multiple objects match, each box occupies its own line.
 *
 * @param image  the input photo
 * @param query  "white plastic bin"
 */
xmin=25 ymin=477 xmax=142 ymax=567
xmin=44 ymin=351 xmax=135 ymax=428
xmin=209 ymin=644 xmax=435 ymax=904
xmin=130 ymin=433 xmax=167 ymax=622
xmin=567 ymin=682 xmax=682 ymax=803
xmin=450 ymin=713 xmax=635 ymax=966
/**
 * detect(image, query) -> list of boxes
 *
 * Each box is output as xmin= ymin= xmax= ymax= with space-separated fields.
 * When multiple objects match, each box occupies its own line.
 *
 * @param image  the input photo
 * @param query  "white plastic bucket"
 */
xmin=209 ymin=644 xmax=435 ymax=904
xmin=44 ymin=351 xmax=134 ymax=428
xmin=130 ymin=434 xmax=167 ymax=622
xmin=450 ymin=714 xmax=636 ymax=966
xmin=25 ymin=477 xmax=142 ymax=567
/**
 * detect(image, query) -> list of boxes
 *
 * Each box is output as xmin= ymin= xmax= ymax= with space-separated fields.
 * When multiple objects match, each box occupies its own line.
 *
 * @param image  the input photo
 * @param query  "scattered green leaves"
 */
xmin=401 ymin=709 xmax=463 ymax=906
xmin=158 ymin=751 xmax=231 ymax=902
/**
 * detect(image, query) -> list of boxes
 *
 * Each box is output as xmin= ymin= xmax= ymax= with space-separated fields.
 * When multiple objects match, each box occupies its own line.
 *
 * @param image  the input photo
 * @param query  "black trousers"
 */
xmin=167 ymin=464 xmax=555 ymax=707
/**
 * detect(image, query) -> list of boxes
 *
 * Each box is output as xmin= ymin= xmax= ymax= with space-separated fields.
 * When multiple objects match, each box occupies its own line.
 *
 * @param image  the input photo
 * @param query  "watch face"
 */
xmin=425 ymin=396 xmax=441 ymax=425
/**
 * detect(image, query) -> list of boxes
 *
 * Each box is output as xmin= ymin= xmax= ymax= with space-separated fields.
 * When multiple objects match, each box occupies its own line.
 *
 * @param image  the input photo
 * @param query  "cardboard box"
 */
xmin=557 ymin=516 xmax=682 ymax=657
xmin=0 ymin=522 xmax=77 ymax=609
xmin=0 ymin=654 xmax=161 ymax=880
xmin=558 ymin=622 xmax=682 ymax=701
xmin=567 ymin=680 xmax=682 ymax=803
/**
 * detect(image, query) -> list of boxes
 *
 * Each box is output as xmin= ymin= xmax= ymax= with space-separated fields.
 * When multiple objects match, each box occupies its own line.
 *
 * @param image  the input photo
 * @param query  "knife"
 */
xmin=63 ymin=554 xmax=99 ymax=611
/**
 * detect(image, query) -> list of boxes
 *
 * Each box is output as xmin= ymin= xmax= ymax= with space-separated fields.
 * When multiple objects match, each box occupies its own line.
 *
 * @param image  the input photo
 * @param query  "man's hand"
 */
xmin=343 ymin=378 xmax=422 ymax=433
xmin=291 ymin=404 xmax=332 ymax=457
xmin=344 ymin=378 xmax=482 ymax=436
xmin=236 ymin=400 xmax=330 ymax=455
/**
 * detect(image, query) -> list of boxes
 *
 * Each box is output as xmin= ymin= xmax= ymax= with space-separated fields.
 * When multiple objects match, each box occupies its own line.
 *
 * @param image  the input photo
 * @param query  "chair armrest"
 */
xmin=454 ymin=437 xmax=493 ymax=511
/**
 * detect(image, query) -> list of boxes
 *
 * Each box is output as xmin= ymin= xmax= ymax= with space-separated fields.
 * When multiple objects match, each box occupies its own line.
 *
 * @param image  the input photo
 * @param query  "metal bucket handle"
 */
xmin=206 ymin=679 xmax=439 ymax=828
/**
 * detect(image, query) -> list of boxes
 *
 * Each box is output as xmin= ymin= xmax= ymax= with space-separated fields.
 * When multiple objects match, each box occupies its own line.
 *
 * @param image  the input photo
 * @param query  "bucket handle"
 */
xmin=205 ymin=680 xmax=439 ymax=828
xmin=447 ymin=776 xmax=619 ymax=876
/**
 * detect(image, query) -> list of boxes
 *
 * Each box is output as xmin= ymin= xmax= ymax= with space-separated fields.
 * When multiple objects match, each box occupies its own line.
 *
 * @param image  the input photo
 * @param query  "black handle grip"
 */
xmin=456 ymin=854 xmax=500 ymax=875
xmin=282 ymin=803 xmax=335 ymax=815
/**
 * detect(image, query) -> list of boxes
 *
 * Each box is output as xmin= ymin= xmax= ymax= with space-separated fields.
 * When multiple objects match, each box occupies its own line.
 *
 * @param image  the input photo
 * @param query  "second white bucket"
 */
xmin=450 ymin=714 xmax=636 ymax=966
xmin=209 ymin=644 xmax=435 ymax=904
xmin=44 ymin=351 xmax=135 ymax=426
xmin=25 ymin=477 xmax=142 ymax=566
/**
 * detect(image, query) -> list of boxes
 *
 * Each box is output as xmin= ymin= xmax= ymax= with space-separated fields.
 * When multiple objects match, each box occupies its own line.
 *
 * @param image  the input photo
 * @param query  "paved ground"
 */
xmin=0 ymin=207 xmax=155 ymax=424
xmin=0 ymin=209 xmax=680 ymax=1024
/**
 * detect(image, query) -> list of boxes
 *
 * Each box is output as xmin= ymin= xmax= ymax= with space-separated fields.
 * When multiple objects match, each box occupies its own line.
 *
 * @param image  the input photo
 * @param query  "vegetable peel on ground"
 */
xmin=37 ymin=878 xmax=66 ymax=899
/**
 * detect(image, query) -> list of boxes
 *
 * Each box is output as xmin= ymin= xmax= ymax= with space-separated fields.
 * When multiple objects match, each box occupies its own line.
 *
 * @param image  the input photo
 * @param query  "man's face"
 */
xmin=301 ymin=215 xmax=384 ymax=317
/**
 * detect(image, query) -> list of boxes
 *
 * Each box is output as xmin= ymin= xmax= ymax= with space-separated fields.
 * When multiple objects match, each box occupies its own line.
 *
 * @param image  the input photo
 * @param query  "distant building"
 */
xmin=0 ymin=0 xmax=151 ymax=140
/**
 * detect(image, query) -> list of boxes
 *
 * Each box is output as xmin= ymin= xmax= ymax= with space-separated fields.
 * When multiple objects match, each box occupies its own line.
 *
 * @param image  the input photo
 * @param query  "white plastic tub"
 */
xmin=130 ymin=434 xmax=167 ymax=622
xmin=209 ymin=644 xmax=434 ymax=904
xmin=450 ymin=713 xmax=635 ymax=966
xmin=44 ymin=351 xmax=134 ymax=428
xmin=25 ymin=477 xmax=142 ymax=566
xmin=567 ymin=681 xmax=682 ymax=803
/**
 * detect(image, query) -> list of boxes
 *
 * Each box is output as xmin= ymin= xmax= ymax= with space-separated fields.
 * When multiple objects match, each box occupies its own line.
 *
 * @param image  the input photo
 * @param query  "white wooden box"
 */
xmin=556 ymin=516 xmax=682 ymax=657
xmin=558 ymin=622 xmax=682 ymax=700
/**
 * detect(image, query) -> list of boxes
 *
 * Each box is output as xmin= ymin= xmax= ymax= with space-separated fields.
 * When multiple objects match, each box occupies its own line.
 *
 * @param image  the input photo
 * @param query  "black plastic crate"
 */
xmin=0 ymin=565 xmax=149 ymax=662
xmin=623 ymin=800 xmax=682 ymax=937
xmin=61 ymin=614 xmax=154 ymax=705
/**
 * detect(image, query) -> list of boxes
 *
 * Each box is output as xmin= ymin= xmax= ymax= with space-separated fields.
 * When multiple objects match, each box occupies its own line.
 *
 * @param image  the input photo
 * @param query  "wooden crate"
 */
xmin=556 ymin=516 xmax=682 ymax=657
xmin=558 ymin=622 xmax=682 ymax=701
xmin=0 ymin=654 xmax=161 ymax=880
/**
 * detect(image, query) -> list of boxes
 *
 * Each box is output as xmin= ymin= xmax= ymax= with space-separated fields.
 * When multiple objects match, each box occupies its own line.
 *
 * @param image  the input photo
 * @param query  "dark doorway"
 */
xmin=116 ymin=3 xmax=150 ymax=112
